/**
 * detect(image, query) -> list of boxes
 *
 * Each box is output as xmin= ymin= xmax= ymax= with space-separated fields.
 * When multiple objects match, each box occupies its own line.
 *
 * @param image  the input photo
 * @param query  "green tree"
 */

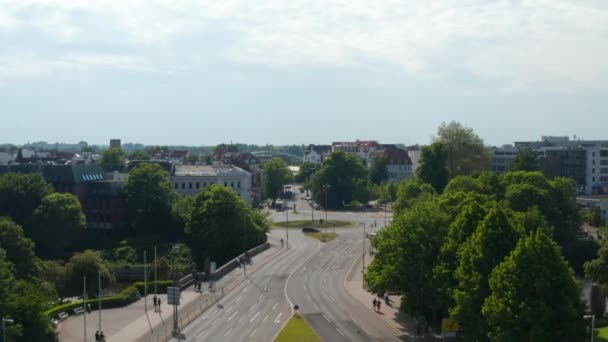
xmin=202 ymin=155 xmax=214 ymax=165
xmin=262 ymin=157 xmax=292 ymax=200
xmin=295 ymin=162 xmax=319 ymax=185
xmin=186 ymin=185 xmax=265 ymax=265
xmin=392 ymin=178 xmax=436 ymax=214
xmin=30 ymin=193 xmax=86 ymax=256
xmin=127 ymin=150 xmax=151 ymax=161
xmin=184 ymin=155 xmax=199 ymax=165
xmin=416 ymin=142 xmax=449 ymax=193
xmin=0 ymin=217 xmax=38 ymax=279
xmin=451 ymin=205 xmax=521 ymax=341
xmin=171 ymin=195 xmax=196 ymax=237
xmin=99 ymin=148 xmax=124 ymax=171
xmin=39 ymin=260 xmax=68 ymax=300
xmin=65 ymin=250 xmax=115 ymax=297
xmin=310 ymin=151 xmax=368 ymax=209
xmin=482 ymin=230 xmax=585 ymax=342
xmin=123 ymin=163 xmax=177 ymax=233
xmin=214 ymin=143 xmax=238 ymax=160
xmin=585 ymin=238 xmax=608 ymax=285
xmin=369 ymin=157 xmax=388 ymax=185
xmin=437 ymin=121 xmax=491 ymax=178
xmin=365 ymin=200 xmax=449 ymax=318
xmin=0 ymin=172 xmax=54 ymax=226
xmin=510 ymin=147 xmax=540 ymax=172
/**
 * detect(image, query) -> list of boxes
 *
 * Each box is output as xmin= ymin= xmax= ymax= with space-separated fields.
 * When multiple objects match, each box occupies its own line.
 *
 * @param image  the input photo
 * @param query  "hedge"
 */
xmin=45 ymin=285 xmax=140 ymax=318
xmin=133 ymin=280 xmax=174 ymax=295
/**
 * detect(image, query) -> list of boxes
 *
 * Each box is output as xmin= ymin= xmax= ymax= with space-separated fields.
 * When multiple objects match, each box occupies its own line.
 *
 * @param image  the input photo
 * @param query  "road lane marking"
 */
xmin=301 ymin=266 xmax=307 ymax=273
xmin=226 ymin=305 xmax=233 ymax=313
xmin=263 ymin=315 xmax=268 ymax=322
xmin=259 ymin=294 xmax=264 ymax=301
xmin=336 ymin=328 xmax=345 ymax=336
xmin=249 ymin=329 xmax=257 ymax=337
xmin=250 ymin=312 xmax=260 ymax=322
xmin=236 ymin=294 xmax=242 ymax=303
xmin=227 ymin=311 xmax=238 ymax=322
xmin=322 ymin=314 xmax=331 ymax=323
xmin=243 ymin=287 xmax=248 ymax=293
xmin=210 ymin=318 xmax=217 ymax=326
xmin=272 ymin=302 xmax=278 ymax=311
xmin=274 ymin=312 xmax=282 ymax=324
xmin=239 ymin=314 xmax=246 ymax=322
xmin=224 ymin=328 xmax=233 ymax=337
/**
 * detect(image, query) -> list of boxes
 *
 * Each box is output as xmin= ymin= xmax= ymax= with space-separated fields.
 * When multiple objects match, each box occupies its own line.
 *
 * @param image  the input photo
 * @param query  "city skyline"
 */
xmin=1 ymin=1 xmax=607 ymax=146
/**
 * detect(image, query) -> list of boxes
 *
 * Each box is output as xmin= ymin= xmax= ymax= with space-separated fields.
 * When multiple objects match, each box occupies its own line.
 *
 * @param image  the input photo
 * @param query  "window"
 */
xmin=593 ymin=177 xmax=596 ymax=182
xmin=224 ymin=182 xmax=228 ymax=187
xmin=174 ymin=183 xmax=179 ymax=189
xmin=602 ymin=160 xmax=608 ymax=165
xmin=237 ymin=181 xmax=241 ymax=188
xmin=196 ymin=182 xmax=200 ymax=189
xmin=593 ymin=160 xmax=596 ymax=165
xmin=203 ymin=182 xmax=207 ymax=187
xmin=593 ymin=168 xmax=595 ymax=174
xmin=182 ymin=183 xmax=186 ymax=189
xmin=601 ymin=176 xmax=608 ymax=182
xmin=230 ymin=182 xmax=234 ymax=188
xmin=189 ymin=183 xmax=193 ymax=189
xmin=601 ymin=150 xmax=608 ymax=157
xmin=593 ymin=152 xmax=596 ymax=157
xmin=602 ymin=168 xmax=608 ymax=174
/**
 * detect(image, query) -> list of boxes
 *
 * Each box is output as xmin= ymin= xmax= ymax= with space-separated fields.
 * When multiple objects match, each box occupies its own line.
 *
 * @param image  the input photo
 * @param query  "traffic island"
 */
xmin=272 ymin=220 xmax=355 ymax=229
xmin=274 ymin=314 xmax=321 ymax=342
xmin=304 ymin=232 xmax=337 ymax=242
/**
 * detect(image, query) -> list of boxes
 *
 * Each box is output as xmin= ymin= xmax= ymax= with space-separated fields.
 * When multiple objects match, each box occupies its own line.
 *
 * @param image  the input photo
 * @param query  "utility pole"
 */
xmin=98 ymin=271 xmax=102 ymax=336
xmin=286 ymin=207 xmax=289 ymax=249
xmin=362 ymin=223 xmax=366 ymax=277
xmin=83 ymin=276 xmax=87 ymax=342
xmin=3 ymin=318 xmax=15 ymax=342
xmin=144 ymin=251 xmax=147 ymax=312
xmin=154 ymin=246 xmax=158 ymax=296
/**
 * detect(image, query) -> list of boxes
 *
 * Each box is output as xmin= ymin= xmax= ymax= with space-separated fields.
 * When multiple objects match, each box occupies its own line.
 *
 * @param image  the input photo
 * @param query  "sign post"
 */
xmin=167 ymin=287 xmax=185 ymax=340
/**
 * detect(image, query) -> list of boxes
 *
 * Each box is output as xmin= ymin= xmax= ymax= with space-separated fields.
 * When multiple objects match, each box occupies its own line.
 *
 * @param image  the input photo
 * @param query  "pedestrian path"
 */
xmin=57 ymin=235 xmax=286 ymax=342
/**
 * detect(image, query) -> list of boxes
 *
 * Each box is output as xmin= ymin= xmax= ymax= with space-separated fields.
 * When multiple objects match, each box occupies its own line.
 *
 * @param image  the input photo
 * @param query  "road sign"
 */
xmin=210 ymin=262 xmax=217 ymax=274
xmin=167 ymin=287 xmax=181 ymax=305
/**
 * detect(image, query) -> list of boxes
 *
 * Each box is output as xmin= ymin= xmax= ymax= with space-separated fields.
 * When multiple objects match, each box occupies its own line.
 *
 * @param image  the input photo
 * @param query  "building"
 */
xmin=491 ymin=146 xmax=518 ymax=174
xmin=220 ymin=152 xmax=263 ymax=204
xmin=0 ymin=164 xmax=128 ymax=230
xmin=303 ymin=145 xmax=332 ymax=165
xmin=379 ymin=148 xmax=414 ymax=182
xmin=0 ymin=152 xmax=12 ymax=165
xmin=110 ymin=139 xmax=121 ymax=150
xmin=577 ymin=195 xmax=608 ymax=222
xmin=332 ymin=140 xmax=380 ymax=166
xmin=541 ymin=147 xmax=587 ymax=194
xmin=172 ymin=164 xmax=252 ymax=204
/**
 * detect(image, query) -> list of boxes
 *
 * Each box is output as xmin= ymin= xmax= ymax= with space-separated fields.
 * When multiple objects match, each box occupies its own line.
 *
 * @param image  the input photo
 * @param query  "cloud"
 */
xmin=1 ymin=0 xmax=608 ymax=92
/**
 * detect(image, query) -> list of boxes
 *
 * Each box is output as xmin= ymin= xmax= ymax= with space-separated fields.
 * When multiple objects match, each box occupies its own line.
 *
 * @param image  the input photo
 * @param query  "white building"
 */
xmin=172 ymin=164 xmax=252 ymax=204
xmin=0 ymin=152 xmax=12 ymax=164
xmin=303 ymin=145 xmax=332 ymax=165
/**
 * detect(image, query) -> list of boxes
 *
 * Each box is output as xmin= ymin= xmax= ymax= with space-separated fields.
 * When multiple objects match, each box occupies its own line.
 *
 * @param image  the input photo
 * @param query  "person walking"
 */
xmin=372 ymin=298 xmax=377 ymax=312
xmin=280 ymin=238 xmax=284 ymax=248
xmin=384 ymin=292 xmax=389 ymax=305
xmin=95 ymin=330 xmax=100 ymax=342
xmin=157 ymin=298 xmax=162 ymax=312
xmin=99 ymin=331 xmax=105 ymax=342
xmin=377 ymin=299 xmax=381 ymax=312
xmin=153 ymin=295 xmax=158 ymax=312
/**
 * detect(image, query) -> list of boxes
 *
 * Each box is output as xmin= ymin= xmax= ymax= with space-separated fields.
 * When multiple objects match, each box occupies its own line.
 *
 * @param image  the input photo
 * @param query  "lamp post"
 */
xmin=361 ymin=223 xmax=366 ymax=276
xmin=2 ymin=318 xmax=14 ymax=342
xmin=585 ymin=315 xmax=596 ymax=342
xmin=286 ymin=206 xmax=289 ymax=249
xmin=322 ymin=184 xmax=330 ymax=239
xmin=242 ymin=213 xmax=250 ymax=276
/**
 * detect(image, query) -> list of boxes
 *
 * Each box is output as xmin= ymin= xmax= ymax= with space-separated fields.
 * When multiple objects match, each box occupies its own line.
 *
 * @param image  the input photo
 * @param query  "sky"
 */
xmin=1 ymin=0 xmax=608 ymax=147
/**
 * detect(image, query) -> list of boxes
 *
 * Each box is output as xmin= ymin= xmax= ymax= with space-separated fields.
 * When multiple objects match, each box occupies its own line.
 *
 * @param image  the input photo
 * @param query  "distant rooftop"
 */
xmin=173 ymin=164 xmax=249 ymax=177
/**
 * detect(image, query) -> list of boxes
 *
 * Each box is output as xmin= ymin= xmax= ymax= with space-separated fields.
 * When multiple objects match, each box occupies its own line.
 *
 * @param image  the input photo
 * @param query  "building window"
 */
xmin=237 ymin=181 xmax=241 ymax=188
xmin=602 ymin=168 xmax=608 ymax=174
xmin=182 ymin=183 xmax=186 ymax=189
xmin=175 ymin=183 xmax=179 ymax=189
xmin=189 ymin=183 xmax=193 ymax=189
xmin=593 ymin=152 xmax=596 ymax=157
xmin=224 ymin=182 xmax=228 ymax=187
xmin=231 ymin=181 xmax=234 ymax=188
xmin=196 ymin=182 xmax=200 ymax=189
xmin=593 ymin=160 xmax=596 ymax=165
xmin=203 ymin=182 xmax=207 ymax=187
xmin=593 ymin=177 xmax=596 ymax=182
xmin=601 ymin=151 xmax=608 ymax=157
xmin=601 ymin=160 xmax=608 ymax=165
xmin=593 ymin=168 xmax=595 ymax=174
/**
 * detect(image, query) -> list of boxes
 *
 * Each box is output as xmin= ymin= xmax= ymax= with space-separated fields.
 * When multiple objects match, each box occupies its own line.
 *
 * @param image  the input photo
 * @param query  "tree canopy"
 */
xmin=310 ymin=151 xmax=368 ymax=209
xmin=0 ymin=217 xmax=38 ymax=279
xmin=295 ymin=162 xmax=319 ymax=185
xmin=186 ymin=185 xmax=266 ymax=265
xmin=437 ymin=121 xmax=491 ymax=178
xmin=127 ymin=150 xmax=151 ymax=161
xmin=262 ymin=157 xmax=292 ymax=200
xmin=483 ymin=230 xmax=585 ymax=341
xmin=123 ymin=163 xmax=177 ymax=233
xmin=369 ymin=157 xmax=389 ymax=185
xmin=0 ymin=172 xmax=54 ymax=226
xmin=416 ymin=142 xmax=449 ymax=193
xmin=30 ymin=193 xmax=86 ymax=256
xmin=65 ymin=250 xmax=115 ymax=297
xmin=510 ymin=148 xmax=540 ymax=172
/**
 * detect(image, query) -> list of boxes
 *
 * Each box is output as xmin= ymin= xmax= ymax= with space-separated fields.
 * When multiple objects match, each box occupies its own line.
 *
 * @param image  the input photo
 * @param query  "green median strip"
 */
xmin=272 ymin=220 xmax=355 ymax=229
xmin=304 ymin=232 xmax=337 ymax=242
xmin=275 ymin=314 xmax=321 ymax=342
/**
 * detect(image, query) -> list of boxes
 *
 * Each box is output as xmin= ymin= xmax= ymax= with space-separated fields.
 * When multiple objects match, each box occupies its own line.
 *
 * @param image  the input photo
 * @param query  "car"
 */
xmin=306 ymin=196 xmax=311 ymax=201
xmin=313 ymin=204 xmax=321 ymax=210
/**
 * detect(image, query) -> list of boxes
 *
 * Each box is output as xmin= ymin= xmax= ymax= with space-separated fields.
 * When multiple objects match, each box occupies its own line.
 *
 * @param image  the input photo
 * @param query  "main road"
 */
xmin=175 ymin=184 xmax=399 ymax=341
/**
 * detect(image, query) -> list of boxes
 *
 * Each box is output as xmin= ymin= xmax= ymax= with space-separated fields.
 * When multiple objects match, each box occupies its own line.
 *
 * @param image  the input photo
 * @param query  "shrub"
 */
xmin=133 ymin=280 xmax=174 ymax=295
xmin=44 ymin=285 xmax=140 ymax=318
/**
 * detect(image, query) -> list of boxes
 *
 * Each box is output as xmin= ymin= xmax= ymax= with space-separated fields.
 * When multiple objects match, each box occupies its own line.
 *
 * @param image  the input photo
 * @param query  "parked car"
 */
xmin=313 ymin=204 xmax=321 ymax=210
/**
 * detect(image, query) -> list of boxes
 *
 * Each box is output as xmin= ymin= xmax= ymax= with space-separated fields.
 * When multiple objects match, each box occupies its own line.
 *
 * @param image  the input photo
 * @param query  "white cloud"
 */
xmin=1 ymin=0 xmax=607 ymax=92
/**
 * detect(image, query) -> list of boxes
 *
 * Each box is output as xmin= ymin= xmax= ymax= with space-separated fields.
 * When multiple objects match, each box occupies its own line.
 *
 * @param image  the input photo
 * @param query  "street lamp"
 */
xmin=361 ymin=223 xmax=366 ymax=276
xmin=322 ymin=184 xmax=330 ymax=239
xmin=585 ymin=315 xmax=595 ymax=342
xmin=2 ymin=318 xmax=14 ymax=342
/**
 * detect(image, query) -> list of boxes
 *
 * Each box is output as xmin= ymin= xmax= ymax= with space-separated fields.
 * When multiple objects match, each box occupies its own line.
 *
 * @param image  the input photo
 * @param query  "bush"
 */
xmin=44 ymin=285 xmax=140 ymax=318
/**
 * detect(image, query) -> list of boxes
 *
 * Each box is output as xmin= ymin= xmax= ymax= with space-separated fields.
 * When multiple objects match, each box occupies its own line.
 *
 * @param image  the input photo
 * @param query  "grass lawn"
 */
xmin=304 ymin=232 xmax=337 ymax=242
xmin=275 ymin=314 xmax=321 ymax=342
xmin=272 ymin=220 xmax=355 ymax=229
xmin=596 ymin=326 xmax=608 ymax=342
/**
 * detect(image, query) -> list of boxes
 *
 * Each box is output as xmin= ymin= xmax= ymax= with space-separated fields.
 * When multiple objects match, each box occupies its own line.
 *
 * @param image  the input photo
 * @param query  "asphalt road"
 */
xmin=175 ymin=229 xmax=318 ymax=342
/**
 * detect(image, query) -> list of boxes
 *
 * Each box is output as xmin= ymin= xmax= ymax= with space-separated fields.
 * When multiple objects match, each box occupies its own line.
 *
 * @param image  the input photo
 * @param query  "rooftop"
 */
xmin=173 ymin=164 xmax=249 ymax=177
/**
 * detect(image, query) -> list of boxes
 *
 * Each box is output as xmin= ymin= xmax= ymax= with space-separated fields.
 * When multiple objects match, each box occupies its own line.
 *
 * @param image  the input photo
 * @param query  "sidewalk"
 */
xmin=58 ymin=236 xmax=286 ymax=342
xmin=344 ymin=256 xmax=432 ymax=341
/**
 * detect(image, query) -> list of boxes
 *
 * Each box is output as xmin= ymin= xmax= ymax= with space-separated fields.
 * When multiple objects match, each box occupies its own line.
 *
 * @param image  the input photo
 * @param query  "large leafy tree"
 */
xmin=30 ymin=193 xmax=86 ymax=256
xmin=365 ymin=199 xmax=449 ymax=318
xmin=585 ymin=238 xmax=608 ymax=285
xmin=186 ymin=185 xmax=265 ymax=265
xmin=262 ymin=157 xmax=292 ymax=200
xmin=369 ymin=157 xmax=388 ymax=185
xmin=99 ymin=148 xmax=124 ymax=172
xmin=451 ymin=205 xmax=521 ymax=341
xmin=437 ymin=121 xmax=491 ymax=178
xmin=123 ymin=163 xmax=177 ymax=233
xmin=0 ymin=217 xmax=38 ymax=279
xmin=510 ymin=147 xmax=540 ymax=172
xmin=416 ymin=142 xmax=449 ymax=193
xmin=310 ymin=151 xmax=368 ymax=209
xmin=483 ymin=230 xmax=585 ymax=341
xmin=127 ymin=150 xmax=151 ymax=161
xmin=295 ymin=162 xmax=320 ymax=185
xmin=392 ymin=178 xmax=436 ymax=214
xmin=65 ymin=250 xmax=115 ymax=297
xmin=0 ymin=172 xmax=53 ymax=226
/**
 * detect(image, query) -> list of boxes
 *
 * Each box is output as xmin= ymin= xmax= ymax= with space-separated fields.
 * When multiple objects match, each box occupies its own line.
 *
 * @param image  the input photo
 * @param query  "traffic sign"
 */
xmin=167 ymin=287 xmax=181 ymax=305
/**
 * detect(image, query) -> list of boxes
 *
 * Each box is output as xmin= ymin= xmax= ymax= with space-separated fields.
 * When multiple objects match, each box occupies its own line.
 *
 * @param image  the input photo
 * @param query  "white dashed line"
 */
xmin=274 ymin=312 xmax=283 ymax=324
xmin=272 ymin=302 xmax=278 ymax=311
xmin=224 ymin=328 xmax=233 ymax=337
xmin=227 ymin=311 xmax=238 ymax=322
xmin=263 ymin=315 xmax=268 ymax=322
xmin=336 ymin=328 xmax=345 ymax=336
xmin=250 ymin=312 xmax=260 ymax=323
xmin=249 ymin=329 xmax=257 ymax=337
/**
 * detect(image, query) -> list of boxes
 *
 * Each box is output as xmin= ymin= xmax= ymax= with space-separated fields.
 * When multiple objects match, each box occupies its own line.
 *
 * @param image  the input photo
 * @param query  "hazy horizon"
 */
xmin=2 ymin=1 xmax=607 ymax=147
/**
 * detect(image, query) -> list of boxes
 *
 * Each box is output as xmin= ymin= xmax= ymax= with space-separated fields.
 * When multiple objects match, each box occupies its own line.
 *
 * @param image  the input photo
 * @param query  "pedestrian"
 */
xmin=377 ymin=300 xmax=381 ymax=312
xmin=99 ymin=331 xmax=105 ymax=342
xmin=87 ymin=303 xmax=92 ymax=314
xmin=153 ymin=295 xmax=158 ymax=312
xmin=384 ymin=292 xmax=389 ymax=305
xmin=280 ymin=238 xmax=284 ymax=248
xmin=416 ymin=324 xmax=421 ymax=337
xmin=157 ymin=298 xmax=162 ymax=312
xmin=95 ymin=330 xmax=100 ymax=342
xmin=372 ymin=298 xmax=377 ymax=311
